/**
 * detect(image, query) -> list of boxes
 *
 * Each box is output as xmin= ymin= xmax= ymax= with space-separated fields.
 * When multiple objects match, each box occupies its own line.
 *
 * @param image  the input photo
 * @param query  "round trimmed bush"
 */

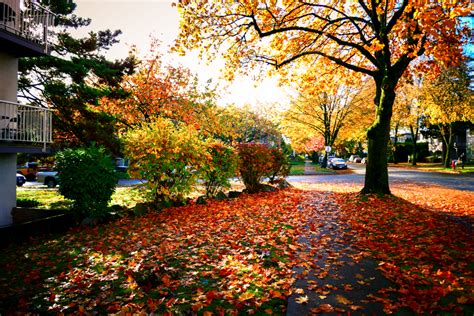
xmin=55 ymin=145 xmax=118 ymax=218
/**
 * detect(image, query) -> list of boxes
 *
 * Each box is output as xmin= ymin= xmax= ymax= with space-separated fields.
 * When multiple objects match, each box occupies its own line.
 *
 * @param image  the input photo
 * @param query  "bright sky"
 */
xmin=73 ymin=0 xmax=292 ymax=108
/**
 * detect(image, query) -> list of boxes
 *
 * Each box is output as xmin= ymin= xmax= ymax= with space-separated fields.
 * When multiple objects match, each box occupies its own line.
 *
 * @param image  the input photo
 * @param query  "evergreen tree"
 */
xmin=18 ymin=0 xmax=137 ymax=154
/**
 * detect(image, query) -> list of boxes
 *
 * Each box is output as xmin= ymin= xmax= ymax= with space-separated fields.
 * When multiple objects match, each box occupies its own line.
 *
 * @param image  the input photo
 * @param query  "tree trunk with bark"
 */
xmin=362 ymin=76 xmax=396 ymax=195
xmin=441 ymin=124 xmax=454 ymax=168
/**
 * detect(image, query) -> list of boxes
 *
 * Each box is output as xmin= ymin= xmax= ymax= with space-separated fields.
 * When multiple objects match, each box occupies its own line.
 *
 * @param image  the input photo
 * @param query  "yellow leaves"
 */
xmin=294 ymin=288 xmax=305 ymax=294
xmin=335 ymin=294 xmax=353 ymax=305
xmin=295 ymin=295 xmax=309 ymax=304
xmin=368 ymin=38 xmax=384 ymax=53
xmin=239 ymin=291 xmax=255 ymax=301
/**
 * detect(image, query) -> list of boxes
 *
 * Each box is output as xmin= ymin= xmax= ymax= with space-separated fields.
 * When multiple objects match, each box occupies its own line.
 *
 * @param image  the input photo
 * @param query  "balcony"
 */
xmin=0 ymin=100 xmax=52 ymax=152
xmin=0 ymin=0 xmax=54 ymax=56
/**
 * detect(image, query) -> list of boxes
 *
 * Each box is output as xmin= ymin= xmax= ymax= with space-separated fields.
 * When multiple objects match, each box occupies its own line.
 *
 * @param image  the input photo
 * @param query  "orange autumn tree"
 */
xmin=175 ymin=0 xmax=470 ymax=194
xmin=282 ymin=68 xmax=367 ymax=167
xmin=100 ymin=50 xmax=221 ymax=137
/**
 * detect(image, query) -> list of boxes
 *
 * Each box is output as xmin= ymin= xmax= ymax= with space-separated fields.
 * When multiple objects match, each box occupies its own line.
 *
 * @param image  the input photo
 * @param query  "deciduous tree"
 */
xmin=420 ymin=64 xmax=473 ymax=167
xmin=99 ymin=48 xmax=221 ymax=138
xmin=282 ymin=74 xmax=366 ymax=167
xmin=175 ymin=0 xmax=470 ymax=194
xmin=393 ymin=81 xmax=423 ymax=165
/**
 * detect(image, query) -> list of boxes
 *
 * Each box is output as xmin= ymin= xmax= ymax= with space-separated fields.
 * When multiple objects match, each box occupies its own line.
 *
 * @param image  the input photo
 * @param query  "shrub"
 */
xmin=16 ymin=198 xmax=41 ymax=208
xmin=123 ymin=118 xmax=208 ymax=205
xmin=236 ymin=143 xmax=276 ymax=193
xmin=268 ymin=148 xmax=291 ymax=182
xmin=201 ymin=140 xmax=237 ymax=197
xmin=55 ymin=145 xmax=118 ymax=218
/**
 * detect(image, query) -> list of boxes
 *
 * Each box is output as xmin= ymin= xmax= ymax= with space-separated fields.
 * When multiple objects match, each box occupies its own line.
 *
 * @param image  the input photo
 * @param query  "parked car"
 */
xmin=348 ymin=155 xmax=360 ymax=163
xmin=17 ymin=162 xmax=38 ymax=181
xmin=361 ymin=157 xmax=367 ymax=164
xmin=16 ymin=173 xmax=26 ymax=187
xmin=37 ymin=170 xmax=59 ymax=188
xmin=328 ymin=158 xmax=348 ymax=170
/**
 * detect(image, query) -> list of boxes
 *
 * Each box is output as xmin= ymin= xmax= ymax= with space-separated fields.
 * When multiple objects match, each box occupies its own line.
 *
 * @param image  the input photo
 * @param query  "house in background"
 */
xmin=0 ymin=0 xmax=53 ymax=226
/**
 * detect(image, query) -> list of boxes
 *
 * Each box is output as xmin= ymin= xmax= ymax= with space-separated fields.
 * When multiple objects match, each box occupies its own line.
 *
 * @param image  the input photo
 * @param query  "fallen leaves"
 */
xmin=334 ymin=188 xmax=474 ymax=314
xmin=0 ymin=189 xmax=308 ymax=314
xmin=294 ymin=295 xmax=309 ymax=304
xmin=1 ymin=181 xmax=472 ymax=314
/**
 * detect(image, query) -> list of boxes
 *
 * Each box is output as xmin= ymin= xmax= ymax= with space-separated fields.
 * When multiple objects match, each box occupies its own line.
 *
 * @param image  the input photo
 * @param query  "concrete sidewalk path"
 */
xmin=286 ymin=191 xmax=404 ymax=315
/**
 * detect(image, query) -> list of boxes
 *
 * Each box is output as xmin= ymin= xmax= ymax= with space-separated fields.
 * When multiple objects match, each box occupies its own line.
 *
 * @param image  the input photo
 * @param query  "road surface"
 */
xmin=288 ymin=163 xmax=474 ymax=192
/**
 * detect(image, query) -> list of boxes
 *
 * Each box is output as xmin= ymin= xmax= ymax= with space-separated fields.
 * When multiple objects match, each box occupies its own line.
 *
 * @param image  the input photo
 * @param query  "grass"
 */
xmin=289 ymin=163 xmax=306 ymax=175
xmin=17 ymin=186 xmax=147 ymax=210
xmin=289 ymin=160 xmax=337 ymax=175
xmin=389 ymin=162 xmax=474 ymax=174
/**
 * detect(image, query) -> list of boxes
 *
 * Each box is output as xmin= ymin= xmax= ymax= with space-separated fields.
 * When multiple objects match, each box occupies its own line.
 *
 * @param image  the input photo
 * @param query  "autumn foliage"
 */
xmin=175 ymin=0 xmax=470 ymax=195
xmin=201 ymin=140 xmax=238 ymax=197
xmin=0 ymin=190 xmax=304 ymax=314
xmin=237 ymin=143 xmax=289 ymax=193
xmin=122 ymin=118 xmax=208 ymax=204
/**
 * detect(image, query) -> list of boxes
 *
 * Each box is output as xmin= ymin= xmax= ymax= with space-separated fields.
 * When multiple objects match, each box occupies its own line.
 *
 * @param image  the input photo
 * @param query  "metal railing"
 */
xmin=0 ymin=0 xmax=54 ymax=52
xmin=0 ymin=100 xmax=52 ymax=148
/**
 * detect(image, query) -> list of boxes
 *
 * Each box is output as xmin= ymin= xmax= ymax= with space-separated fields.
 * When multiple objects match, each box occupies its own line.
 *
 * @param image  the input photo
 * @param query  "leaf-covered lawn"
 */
xmin=0 ymin=190 xmax=305 ymax=314
xmin=1 ymin=184 xmax=473 ymax=314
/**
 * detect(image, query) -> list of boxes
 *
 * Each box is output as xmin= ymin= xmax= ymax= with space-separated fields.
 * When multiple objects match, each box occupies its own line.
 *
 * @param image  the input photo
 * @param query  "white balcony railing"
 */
xmin=0 ymin=0 xmax=54 ymax=51
xmin=0 ymin=100 xmax=52 ymax=148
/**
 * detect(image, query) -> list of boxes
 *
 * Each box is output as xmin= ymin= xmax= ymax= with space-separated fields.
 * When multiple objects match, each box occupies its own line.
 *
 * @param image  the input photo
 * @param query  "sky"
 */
xmin=72 ymin=0 xmax=292 ymax=108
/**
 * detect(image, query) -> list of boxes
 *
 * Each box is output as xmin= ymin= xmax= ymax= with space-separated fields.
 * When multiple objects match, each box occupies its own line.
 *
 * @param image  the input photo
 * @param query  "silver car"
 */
xmin=328 ymin=158 xmax=348 ymax=170
xmin=37 ymin=170 xmax=59 ymax=188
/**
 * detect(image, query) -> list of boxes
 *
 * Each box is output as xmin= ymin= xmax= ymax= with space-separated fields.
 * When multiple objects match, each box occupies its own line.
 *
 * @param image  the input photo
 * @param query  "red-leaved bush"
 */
xmin=237 ymin=143 xmax=289 ymax=193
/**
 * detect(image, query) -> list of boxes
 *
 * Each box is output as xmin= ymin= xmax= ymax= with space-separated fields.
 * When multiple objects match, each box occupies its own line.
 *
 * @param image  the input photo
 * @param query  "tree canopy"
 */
xmin=19 ymin=0 xmax=136 ymax=154
xmin=175 ymin=0 xmax=470 ymax=194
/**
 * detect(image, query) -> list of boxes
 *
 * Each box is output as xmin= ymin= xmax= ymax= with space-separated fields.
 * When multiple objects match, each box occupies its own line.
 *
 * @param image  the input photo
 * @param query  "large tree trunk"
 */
xmin=441 ymin=124 xmax=454 ymax=168
xmin=362 ymin=76 xmax=396 ymax=195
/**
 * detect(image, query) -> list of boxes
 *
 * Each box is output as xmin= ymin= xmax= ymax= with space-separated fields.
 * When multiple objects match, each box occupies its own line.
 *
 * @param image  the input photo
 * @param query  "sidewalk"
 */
xmin=304 ymin=160 xmax=320 ymax=175
xmin=286 ymin=191 xmax=403 ymax=315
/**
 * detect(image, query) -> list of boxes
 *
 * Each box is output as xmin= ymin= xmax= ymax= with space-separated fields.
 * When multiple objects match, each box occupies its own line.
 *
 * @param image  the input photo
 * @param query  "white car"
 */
xmin=37 ymin=170 xmax=59 ymax=188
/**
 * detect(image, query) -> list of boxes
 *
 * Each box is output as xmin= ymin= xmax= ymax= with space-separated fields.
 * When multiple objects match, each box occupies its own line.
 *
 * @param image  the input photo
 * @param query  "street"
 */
xmin=288 ymin=163 xmax=474 ymax=192
xmin=22 ymin=164 xmax=473 ymax=192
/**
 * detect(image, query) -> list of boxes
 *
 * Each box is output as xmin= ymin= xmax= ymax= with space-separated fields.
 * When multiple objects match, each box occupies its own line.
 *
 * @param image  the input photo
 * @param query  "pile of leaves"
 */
xmin=0 ymin=190 xmax=306 ymax=314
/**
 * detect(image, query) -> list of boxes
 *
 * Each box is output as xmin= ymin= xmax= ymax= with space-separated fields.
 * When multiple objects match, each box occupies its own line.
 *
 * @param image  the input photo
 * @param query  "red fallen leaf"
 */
xmin=219 ymin=268 xmax=233 ymax=277
xmin=343 ymin=284 xmax=353 ymax=291
xmin=48 ymin=293 xmax=56 ymax=302
xmin=311 ymin=304 xmax=334 ymax=313
xmin=161 ymin=274 xmax=171 ymax=287
xmin=349 ymin=305 xmax=364 ymax=311
xmin=336 ymin=294 xmax=353 ymax=305
xmin=206 ymin=290 xmax=217 ymax=304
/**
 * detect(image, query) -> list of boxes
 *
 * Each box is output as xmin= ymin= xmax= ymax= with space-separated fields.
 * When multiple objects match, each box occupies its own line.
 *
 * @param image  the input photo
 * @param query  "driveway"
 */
xmin=288 ymin=163 xmax=474 ymax=192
